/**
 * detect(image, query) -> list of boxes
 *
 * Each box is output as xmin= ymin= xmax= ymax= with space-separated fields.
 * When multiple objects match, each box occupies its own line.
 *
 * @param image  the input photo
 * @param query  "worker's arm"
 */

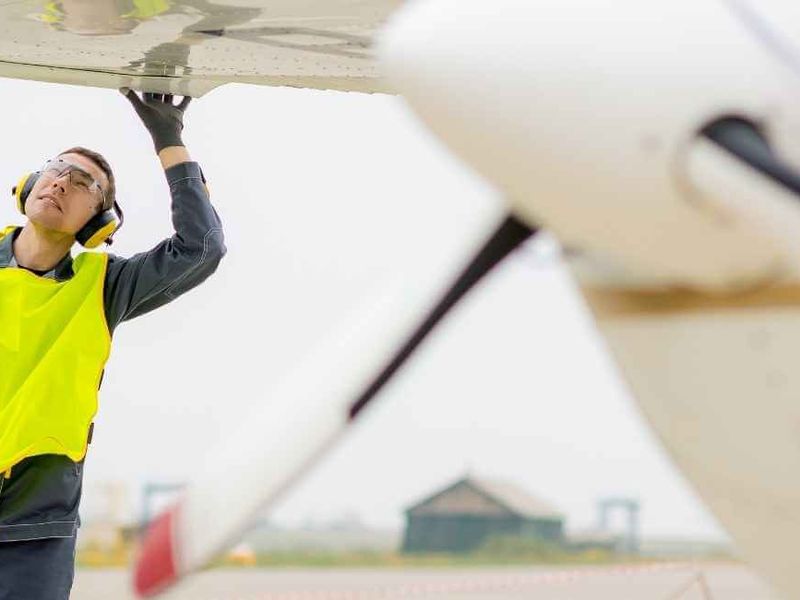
xmin=159 ymin=145 xmax=192 ymax=170
xmin=101 ymin=91 xmax=226 ymax=334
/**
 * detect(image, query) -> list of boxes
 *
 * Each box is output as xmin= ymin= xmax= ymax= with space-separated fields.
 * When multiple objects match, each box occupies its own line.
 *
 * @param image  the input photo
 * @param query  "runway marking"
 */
xmin=199 ymin=562 xmax=707 ymax=599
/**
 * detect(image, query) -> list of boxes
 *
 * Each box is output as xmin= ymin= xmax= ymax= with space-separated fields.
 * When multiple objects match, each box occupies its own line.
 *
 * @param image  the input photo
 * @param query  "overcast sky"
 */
xmin=1 ymin=77 xmax=725 ymax=541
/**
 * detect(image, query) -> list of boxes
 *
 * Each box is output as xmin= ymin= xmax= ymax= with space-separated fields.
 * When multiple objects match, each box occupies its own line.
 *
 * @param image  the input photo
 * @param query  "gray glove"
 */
xmin=121 ymin=89 xmax=192 ymax=152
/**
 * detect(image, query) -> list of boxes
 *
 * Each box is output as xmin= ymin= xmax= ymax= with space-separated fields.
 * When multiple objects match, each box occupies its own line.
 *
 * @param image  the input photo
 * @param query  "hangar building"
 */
xmin=402 ymin=475 xmax=564 ymax=553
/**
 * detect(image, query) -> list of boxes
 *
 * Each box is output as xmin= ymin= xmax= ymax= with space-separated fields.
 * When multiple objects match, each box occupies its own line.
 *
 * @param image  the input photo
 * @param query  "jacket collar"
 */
xmin=0 ymin=226 xmax=74 ymax=282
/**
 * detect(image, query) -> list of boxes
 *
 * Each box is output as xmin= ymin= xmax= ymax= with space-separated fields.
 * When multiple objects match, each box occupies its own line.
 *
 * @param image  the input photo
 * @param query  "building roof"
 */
xmin=468 ymin=477 xmax=563 ymax=519
xmin=407 ymin=475 xmax=563 ymax=520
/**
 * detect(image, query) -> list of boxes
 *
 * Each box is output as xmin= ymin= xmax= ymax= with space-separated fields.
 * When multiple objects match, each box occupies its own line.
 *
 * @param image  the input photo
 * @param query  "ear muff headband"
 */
xmin=12 ymin=172 xmax=123 ymax=248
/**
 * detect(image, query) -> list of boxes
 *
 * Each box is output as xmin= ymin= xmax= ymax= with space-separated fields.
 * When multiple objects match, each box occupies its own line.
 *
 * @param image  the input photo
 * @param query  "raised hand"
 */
xmin=121 ymin=88 xmax=192 ymax=153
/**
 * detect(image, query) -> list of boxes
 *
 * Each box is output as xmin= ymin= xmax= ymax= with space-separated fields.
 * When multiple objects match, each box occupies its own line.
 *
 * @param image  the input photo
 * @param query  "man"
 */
xmin=0 ymin=90 xmax=226 ymax=599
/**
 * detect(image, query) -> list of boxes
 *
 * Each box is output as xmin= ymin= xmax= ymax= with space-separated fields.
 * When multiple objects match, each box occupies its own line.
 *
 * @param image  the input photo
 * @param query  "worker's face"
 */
xmin=25 ymin=153 xmax=108 ymax=236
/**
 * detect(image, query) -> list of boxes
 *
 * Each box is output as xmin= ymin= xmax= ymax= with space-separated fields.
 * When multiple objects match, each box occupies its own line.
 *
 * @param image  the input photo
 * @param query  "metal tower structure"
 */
xmin=597 ymin=497 xmax=640 ymax=553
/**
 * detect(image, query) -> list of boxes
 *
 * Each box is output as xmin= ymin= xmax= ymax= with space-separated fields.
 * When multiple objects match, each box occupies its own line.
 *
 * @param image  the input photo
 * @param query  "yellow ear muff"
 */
xmin=82 ymin=219 xmax=118 ymax=249
xmin=76 ymin=209 xmax=120 ymax=249
xmin=12 ymin=173 xmax=38 ymax=215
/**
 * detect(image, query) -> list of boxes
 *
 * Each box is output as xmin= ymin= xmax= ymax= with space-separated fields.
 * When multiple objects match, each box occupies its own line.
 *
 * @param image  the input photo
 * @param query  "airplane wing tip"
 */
xmin=133 ymin=505 xmax=181 ymax=598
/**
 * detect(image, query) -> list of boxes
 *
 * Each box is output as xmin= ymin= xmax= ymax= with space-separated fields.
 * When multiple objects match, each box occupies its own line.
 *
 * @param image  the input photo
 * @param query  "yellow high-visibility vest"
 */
xmin=0 ymin=227 xmax=110 ymax=473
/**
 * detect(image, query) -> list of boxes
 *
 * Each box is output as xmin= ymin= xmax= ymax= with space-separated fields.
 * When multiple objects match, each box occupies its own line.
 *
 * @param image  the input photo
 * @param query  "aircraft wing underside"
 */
xmin=0 ymin=0 xmax=400 ymax=96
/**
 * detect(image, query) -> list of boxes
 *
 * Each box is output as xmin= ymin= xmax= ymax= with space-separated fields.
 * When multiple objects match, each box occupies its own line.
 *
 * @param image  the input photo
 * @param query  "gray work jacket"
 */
xmin=0 ymin=161 xmax=226 ymax=542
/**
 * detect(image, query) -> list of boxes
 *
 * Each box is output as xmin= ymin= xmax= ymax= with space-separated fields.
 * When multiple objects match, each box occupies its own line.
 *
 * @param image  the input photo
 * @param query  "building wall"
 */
xmin=402 ymin=514 xmax=565 ymax=554
xmin=402 ymin=514 xmax=521 ymax=553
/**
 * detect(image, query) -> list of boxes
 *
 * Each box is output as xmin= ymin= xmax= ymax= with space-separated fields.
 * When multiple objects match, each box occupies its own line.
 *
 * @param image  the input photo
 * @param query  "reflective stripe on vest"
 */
xmin=0 ymin=229 xmax=110 ymax=472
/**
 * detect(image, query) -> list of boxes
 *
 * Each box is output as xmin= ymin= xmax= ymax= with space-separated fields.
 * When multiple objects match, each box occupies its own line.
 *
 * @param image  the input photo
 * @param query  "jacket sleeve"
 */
xmin=103 ymin=161 xmax=226 ymax=333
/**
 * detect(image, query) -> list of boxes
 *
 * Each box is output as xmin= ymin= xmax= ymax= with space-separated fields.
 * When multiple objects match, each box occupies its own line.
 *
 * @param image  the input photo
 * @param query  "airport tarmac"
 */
xmin=72 ymin=563 xmax=776 ymax=599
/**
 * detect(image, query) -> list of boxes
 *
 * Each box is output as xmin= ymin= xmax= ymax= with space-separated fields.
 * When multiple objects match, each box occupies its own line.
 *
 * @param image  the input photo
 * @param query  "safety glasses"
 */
xmin=39 ymin=159 xmax=106 ymax=205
